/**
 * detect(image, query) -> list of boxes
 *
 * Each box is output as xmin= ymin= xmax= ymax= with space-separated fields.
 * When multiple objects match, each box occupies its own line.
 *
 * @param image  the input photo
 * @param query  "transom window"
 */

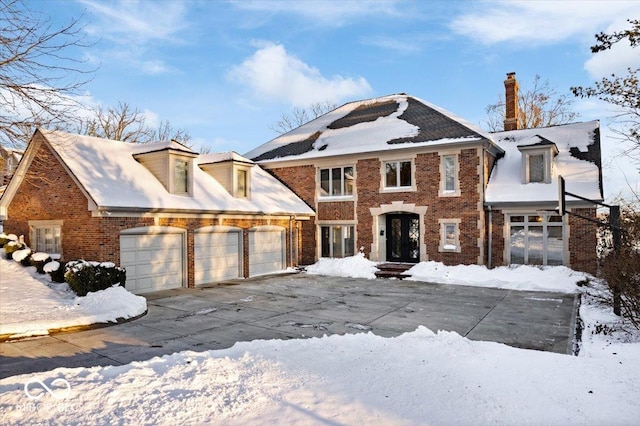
xmin=508 ymin=214 xmax=564 ymax=266
xmin=384 ymin=160 xmax=412 ymax=188
xmin=320 ymin=166 xmax=354 ymax=197
xmin=174 ymin=159 xmax=189 ymax=194
xmin=320 ymin=225 xmax=354 ymax=258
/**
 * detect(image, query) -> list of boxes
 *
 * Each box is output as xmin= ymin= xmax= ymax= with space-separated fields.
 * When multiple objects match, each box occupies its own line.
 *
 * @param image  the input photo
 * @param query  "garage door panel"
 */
xmin=120 ymin=233 xmax=184 ymax=294
xmin=194 ymin=231 xmax=241 ymax=285
xmin=249 ymin=230 xmax=284 ymax=277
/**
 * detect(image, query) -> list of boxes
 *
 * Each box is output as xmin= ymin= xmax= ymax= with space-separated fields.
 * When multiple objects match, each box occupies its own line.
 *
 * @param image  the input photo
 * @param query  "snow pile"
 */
xmin=2 ymin=326 xmax=639 ymax=425
xmin=0 ymin=258 xmax=147 ymax=339
xmin=406 ymin=261 xmax=589 ymax=293
xmin=305 ymin=252 xmax=379 ymax=279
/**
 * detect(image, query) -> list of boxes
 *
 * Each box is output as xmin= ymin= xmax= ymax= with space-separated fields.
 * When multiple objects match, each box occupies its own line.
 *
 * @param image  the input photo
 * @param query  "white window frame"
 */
xmin=439 ymin=153 xmax=460 ymax=197
xmin=233 ymin=165 xmax=251 ymax=199
xmin=318 ymin=165 xmax=355 ymax=199
xmin=382 ymin=159 xmax=415 ymax=192
xmin=438 ymin=218 xmax=461 ymax=253
xmin=319 ymin=223 xmax=355 ymax=258
xmin=506 ymin=213 xmax=565 ymax=266
xmin=519 ymin=147 xmax=555 ymax=184
xmin=29 ymin=220 xmax=63 ymax=256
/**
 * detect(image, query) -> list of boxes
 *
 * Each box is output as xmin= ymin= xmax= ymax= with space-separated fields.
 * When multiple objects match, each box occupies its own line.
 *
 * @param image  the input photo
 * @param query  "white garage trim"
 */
xmin=249 ymin=225 xmax=285 ymax=277
xmin=194 ymin=226 xmax=243 ymax=285
xmin=120 ymin=226 xmax=186 ymax=294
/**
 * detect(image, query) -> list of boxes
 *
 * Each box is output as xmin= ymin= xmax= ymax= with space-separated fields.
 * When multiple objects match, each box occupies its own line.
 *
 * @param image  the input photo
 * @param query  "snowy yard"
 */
xmin=1 ymin=255 xmax=639 ymax=425
xmin=0 ymin=258 xmax=147 ymax=340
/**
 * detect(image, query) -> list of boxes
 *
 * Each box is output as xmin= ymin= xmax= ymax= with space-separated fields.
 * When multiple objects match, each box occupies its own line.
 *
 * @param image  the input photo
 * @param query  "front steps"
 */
xmin=375 ymin=263 xmax=415 ymax=279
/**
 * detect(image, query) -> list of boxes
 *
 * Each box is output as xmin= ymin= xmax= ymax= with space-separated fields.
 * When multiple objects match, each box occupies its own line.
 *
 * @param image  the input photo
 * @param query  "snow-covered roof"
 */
xmin=199 ymin=151 xmax=255 ymax=165
xmin=486 ymin=121 xmax=603 ymax=205
xmin=29 ymin=129 xmax=314 ymax=216
xmin=245 ymin=94 xmax=501 ymax=163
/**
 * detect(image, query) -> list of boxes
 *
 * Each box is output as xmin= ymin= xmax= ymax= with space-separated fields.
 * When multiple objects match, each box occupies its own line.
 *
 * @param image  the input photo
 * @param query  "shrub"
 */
xmin=46 ymin=260 xmax=66 ymax=283
xmin=4 ymin=241 xmax=22 ymax=260
xmin=0 ymin=233 xmax=9 ymax=248
xmin=65 ymin=260 xmax=127 ymax=297
xmin=13 ymin=248 xmax=32 ymax=266
xmin=31 ymin=252 xmax=52 ymax=274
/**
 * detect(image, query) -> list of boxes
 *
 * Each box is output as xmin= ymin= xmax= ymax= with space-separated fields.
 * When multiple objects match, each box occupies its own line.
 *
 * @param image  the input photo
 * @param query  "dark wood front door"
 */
xmin=386 ymin=214 xmax=420 ymax=263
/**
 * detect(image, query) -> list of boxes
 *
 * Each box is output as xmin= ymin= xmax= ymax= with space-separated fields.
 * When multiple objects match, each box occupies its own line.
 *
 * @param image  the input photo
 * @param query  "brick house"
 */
xmin=244 ymin=74 xmax=603 ymax=274
xmin=0 ymin=129 xmax=314 ymax=293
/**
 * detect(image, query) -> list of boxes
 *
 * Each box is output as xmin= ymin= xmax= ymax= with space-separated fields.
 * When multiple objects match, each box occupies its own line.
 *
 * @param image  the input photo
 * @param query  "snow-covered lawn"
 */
xmin=0 ymin=257 xmax=147 ymax=340
xmin=1 ymin=255 xmax=639 ymax=425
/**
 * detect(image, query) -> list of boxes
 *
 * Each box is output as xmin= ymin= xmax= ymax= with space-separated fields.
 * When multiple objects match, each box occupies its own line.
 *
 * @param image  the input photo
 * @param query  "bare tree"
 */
xmin=572 ymin=19 xmax=640 ymax=161
xmin=77 ymin=102 xmax=191 ymax=144
xmin=270 ymin=101 xmax=337 ymax=134
xmin=0 ymin=0 xmax=94 ymax=148
xmin=485 ymin=75 xmax=579 ymax=131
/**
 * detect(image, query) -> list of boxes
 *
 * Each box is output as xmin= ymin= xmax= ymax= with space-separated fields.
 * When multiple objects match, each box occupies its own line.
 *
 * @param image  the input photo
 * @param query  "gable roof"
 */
xmin=0 ymin=129 xmax=314 ymax=217
xmin=486 ymin=120 xmax=603 ymax=206
xmin=245 ymin=94 xmax=502 ymax=163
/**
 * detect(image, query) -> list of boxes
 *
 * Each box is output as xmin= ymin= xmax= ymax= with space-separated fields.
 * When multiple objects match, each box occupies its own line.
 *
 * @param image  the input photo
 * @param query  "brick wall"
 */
xmin=569 ymin=208 xmax=597 ymax=275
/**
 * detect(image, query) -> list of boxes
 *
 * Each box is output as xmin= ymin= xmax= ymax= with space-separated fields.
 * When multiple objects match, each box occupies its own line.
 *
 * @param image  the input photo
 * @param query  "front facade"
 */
xmin=246 ymin=91 xmax=603 ymax=275
xmin=0 ymin=130 xmax=313 ymax=294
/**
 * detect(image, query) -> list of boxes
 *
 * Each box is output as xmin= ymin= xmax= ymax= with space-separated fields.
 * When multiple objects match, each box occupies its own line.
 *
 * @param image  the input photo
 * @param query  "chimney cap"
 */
xmin=506 ymin=72 xmax=516 ymax=78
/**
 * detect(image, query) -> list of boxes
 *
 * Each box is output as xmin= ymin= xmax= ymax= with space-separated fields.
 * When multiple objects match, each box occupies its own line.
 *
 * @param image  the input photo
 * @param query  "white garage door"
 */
xmin=249 ymin=227 xmax=285 ymax=276
xmin=194 ymin=230 xmax=241 ymax=285
xmin=120 ymin=232 xmax=184 ymax=294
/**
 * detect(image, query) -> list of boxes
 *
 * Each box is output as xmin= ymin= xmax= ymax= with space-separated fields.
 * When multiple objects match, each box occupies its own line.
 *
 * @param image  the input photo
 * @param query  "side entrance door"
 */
xmin=386 ymin=214 xmax=420 ymax=263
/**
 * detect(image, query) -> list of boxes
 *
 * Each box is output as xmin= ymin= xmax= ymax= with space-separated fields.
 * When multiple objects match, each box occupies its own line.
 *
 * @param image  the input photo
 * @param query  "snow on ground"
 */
xmin=0 ymin=258 xmax=147 ymax=339
xmin=305 ymin=252 xmax=379 ymax=279
xmin=1 ymin=255 xmax=639 ymax=425
xmin=406 ymin=261 xmax=589 ymax=293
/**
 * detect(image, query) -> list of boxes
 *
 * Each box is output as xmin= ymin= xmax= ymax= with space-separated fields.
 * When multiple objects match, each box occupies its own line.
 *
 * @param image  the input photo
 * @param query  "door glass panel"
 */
xmin=528 ymin=226 xmax=544 ymax=264
xmin=391 ymin=218 xmax=401 ymax=258
xmin=332 ymin=226 xmax=343 ymax=258
xmin=321 ymin=226 xmax=330 ymax=257
xmin=547 ymin=226 xmax=564 ymax=265
xmin=408 ymin=218 xmax=420 ymax=260
xmin=510 ymin=226 xmax=525 ymax=264
xmin=344 ymin=226 xmax=354 ymax=257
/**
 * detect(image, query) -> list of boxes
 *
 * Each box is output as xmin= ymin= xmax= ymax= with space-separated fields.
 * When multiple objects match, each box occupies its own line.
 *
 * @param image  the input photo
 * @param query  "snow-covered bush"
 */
xmin=45 ymin=260 xmax=66 ymax=283
xmin=31 ymin=252 xmax=52 ymax=274
xmin=4 ymin=240 xmax=24 ymax=260
xmin=12 ymin=248 xmax=32 ymax=266
xmin=64 ymin=260 xmax=127 ymax=296
xmin=0 ymin=233 xmax=11 ymax=248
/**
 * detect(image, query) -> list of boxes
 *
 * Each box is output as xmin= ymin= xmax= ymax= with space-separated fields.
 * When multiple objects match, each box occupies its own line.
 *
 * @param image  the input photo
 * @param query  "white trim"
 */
xmin=380 ymin=158 xmax=417 ymax=193
xmin=369 ymin=201 xmax=428 ymax=262
xmin=438 ymin=218 xmax=462 ymax=253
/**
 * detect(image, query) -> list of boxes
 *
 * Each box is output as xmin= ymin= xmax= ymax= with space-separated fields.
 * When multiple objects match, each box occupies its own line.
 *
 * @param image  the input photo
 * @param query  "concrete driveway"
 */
xmin=0 ymin=273 xmax=579 ymax=380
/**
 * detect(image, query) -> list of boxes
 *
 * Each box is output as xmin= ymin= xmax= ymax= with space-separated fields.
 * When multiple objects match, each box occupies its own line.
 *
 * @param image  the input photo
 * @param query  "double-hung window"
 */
xmin=320 ymin=225 xmax=355 ymax=258
xmin=319 ymin=166 xmax=354 ymax=197
xmin=439 ymin=154 xmax=460 ymax=196
xmin=29 ymin=220 xmax=62 ymax=255
xmin=174 ymin=159 xmax=189 ymax=194
xmin=384 ymin=160 xmax=412 ymax=189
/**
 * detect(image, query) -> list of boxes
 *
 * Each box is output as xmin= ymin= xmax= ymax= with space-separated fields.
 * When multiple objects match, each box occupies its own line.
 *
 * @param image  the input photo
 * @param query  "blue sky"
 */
xmin=34 ymin=0 xmax=640 ymax=200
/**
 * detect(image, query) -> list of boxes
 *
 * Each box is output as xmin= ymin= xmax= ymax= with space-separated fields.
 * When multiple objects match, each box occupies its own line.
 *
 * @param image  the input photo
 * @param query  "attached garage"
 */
xmin=120 ymin=227 xmax=186 ymax=294
xmin=194 ymin=226 xmax=242 ymax=285
xmin=249 ymin=226 xmax=285 ymax=276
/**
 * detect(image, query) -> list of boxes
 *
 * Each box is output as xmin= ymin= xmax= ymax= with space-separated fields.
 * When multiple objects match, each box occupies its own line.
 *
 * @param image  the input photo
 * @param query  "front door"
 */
xmin=386 ymin=214 xmax=420 ymax=263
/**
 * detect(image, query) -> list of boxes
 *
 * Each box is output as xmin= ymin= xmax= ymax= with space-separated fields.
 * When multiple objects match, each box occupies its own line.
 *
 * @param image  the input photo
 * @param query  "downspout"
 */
xmin=487 ymin=205 xmax=493 ymax=268
xmin=289 ymin=215 xmax=294 ymax=268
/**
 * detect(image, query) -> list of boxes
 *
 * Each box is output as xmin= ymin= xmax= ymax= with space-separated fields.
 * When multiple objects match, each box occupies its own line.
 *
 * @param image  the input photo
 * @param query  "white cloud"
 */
xmin=584 ymin=38 xmax=640 ymax=78
xmin=450 ymin=1 xmax=640 ymax=46
xmin=230 ymin=0 xmax=404 ymax=26
xmin=361 ymin=35 xmax=422 ymax=54
xmin=229 ymin=43 xmax=372 ymax=106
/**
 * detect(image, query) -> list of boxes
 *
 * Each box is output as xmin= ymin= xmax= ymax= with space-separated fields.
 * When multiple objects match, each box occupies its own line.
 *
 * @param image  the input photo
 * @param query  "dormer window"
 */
xmin=234 ymin=166 xmax=250 ymax=198
xmin=517 ymin=136 xmax=558 ymax=184
xmin=198 ymin=152 xmax=254 ymax=199
xmin=174 ymin=159 xmax=189 ymax=194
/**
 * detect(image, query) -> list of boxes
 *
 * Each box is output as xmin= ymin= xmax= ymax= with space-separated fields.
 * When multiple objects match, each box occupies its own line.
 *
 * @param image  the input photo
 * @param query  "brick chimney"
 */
xmin=503 ymin=72 xmax=519 ymax=131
